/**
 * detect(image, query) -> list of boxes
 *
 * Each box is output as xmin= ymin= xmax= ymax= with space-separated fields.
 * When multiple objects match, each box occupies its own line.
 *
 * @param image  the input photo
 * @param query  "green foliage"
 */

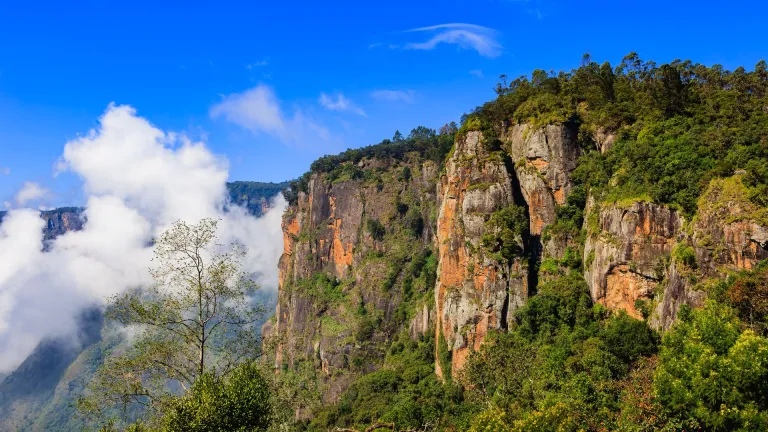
xmin=158 ymin=362 xmax=271 ymax=432
xmin=481 ymin=205 xmax=529 ymax=262
xmin=310 ymin=333 xmax=474 ymax=431
xmin=725 ymin=260 xmax=768 ymax=335
xmin=468 ymin=408 xmax=510 ymax=432
xmin=80 ymin=219 xmax=263 ymax=423
xmin=671 ymin=242 xmax=697 ymax=268
xmin=366 ymin=218 xmax=386 ymax=242
xmin=296 ymin=273 xmax=345 ymax=310
xmin=283 ymin=126 xmax=456 ymax=206
xmin=599 ymin=312 xmax=659 ymax=363
xmin=516 ymin=272 xmax=597 ymax=339
xmin=467 ymin=54 xmax=768 ymax=216
xmin=463 ymin=271 xmax=661 ymax=430
xmin=654 ymin=301 xmax=768 ymax=430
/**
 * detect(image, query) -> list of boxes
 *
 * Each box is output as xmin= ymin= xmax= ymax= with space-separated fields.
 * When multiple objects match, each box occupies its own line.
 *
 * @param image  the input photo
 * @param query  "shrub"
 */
xmin=366 ymin=219 xmax=386 ymax=241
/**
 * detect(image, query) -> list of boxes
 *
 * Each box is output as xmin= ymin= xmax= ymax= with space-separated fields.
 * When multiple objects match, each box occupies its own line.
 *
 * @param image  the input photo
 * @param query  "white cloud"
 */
xmin=15 ymin=182 xmax=48 ymax=206
xmin=0 ymin=104 xmax=287 ymax=372
xmin=318 ymin=93 xmax=366 ymax=116
xmin=370 ymin=89 xmax=416 ymax=104
xmin=404 ymin=23 xmax=502 ymax=58
xmin=1 ymin=167 xmax=9 ymax=175
xmin=210 ymin=84 xmax=330 ymax=146
xmin=470 ymin=69 xmax=484 ymax=78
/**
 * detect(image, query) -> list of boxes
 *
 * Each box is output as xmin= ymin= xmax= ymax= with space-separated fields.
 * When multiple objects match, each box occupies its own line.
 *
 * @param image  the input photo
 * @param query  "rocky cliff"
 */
xmin=270 ymin=122 xmax=768 ymax=398
xmin=433 ymin=124 xmax=581 ymax=377
xmin=583 ymin=175 xmax=768 ymax=329
xmin=270 ymin=123 xmax=585 ymax=390
xmin=268 ymin=155 xmax=440 ymax=404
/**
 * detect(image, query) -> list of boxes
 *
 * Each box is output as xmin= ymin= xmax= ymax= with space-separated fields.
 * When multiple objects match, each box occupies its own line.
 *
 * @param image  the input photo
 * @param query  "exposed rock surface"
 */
xmin=270 ymin=156 xmax=440 ymax=404
xmin=501 ymin=123 xmax=581 ymax=260
xmin=270 ymin=125 xmax=768 ymax=400
xmin=584 ymin=200 xmax=682 ymax=319
xmin=434 ymin=131 xmax=526 ymax=378
xmin=692 ymin=176 xmax=768 ymax=273
xmin=583 ymin=176 xmax=768 ymax=329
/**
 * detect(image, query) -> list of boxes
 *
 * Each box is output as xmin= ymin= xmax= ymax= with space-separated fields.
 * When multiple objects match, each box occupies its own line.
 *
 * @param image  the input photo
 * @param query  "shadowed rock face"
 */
xmin=502 ymin=123 xmax=581 ymax=236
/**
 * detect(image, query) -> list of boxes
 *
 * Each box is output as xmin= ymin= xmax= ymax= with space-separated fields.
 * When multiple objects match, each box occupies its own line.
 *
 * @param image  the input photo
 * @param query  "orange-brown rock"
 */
xmin=584 ymin=200 xmax=682 ymax=319
xmin=270 ymin=155 xmax=441 ymax=405
xmin=434 ymin=130 xmax=528 ymax=378
xmin=501 ymin=123 xmax=581 ymax=259
xmin=692 ymin=175 xmax=768 ymax=273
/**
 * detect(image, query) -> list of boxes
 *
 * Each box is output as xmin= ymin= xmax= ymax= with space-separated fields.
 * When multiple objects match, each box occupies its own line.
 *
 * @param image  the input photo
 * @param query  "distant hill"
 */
xmin=226 ymin=181 xmax=289 ymax=216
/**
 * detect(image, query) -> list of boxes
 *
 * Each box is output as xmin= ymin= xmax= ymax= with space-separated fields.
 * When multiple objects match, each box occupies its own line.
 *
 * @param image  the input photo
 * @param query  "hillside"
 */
xmin=264 ymin=54 xmax=768 ymax=431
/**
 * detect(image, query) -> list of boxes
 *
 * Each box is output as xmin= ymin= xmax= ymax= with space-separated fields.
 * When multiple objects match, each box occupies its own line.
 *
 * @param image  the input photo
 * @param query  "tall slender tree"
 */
xmin=79 ymin=218 xmax=263 ymax=423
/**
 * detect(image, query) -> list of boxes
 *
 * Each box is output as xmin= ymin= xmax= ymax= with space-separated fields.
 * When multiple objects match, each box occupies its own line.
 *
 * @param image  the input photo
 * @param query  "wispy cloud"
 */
xmin=246 ymin=59 xmax=269 ymax=70
xmin=469 ymin=69 xmax=484 ymax=78
xmin=370 ymin=90 xmax=415 ymax=104
xmin=318 ymin=93 xmax=367 ymax=116
xmin=403 ymin=23 xmax=502 ymax=58
xmin=14 ymin=182 xmax=48 ymax=206
xmin=210 ymin=84 xmax=329 ymax=146
xmin=1 ymin=167 xmax=9 ymax=175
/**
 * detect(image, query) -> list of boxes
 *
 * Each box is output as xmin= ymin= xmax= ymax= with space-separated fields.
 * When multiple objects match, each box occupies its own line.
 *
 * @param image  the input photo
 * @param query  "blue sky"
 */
xmin=1 ymin=0 xmax=766 ymax=207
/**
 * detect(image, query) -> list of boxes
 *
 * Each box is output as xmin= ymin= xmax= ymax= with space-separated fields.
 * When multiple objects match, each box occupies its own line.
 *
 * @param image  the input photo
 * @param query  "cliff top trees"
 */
xmin=79 ymin=218 xmax=263 ymax=425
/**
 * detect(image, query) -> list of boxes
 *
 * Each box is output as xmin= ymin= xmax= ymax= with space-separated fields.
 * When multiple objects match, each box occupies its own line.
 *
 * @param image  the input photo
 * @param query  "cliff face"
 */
xmin=583 ymin=176 xmax=768 ymax=329
xmin=433 ymin=131 xmax=525 ymax=378
xmin=271 ymin=125 xmax=768 ymax=395
xmin=0 ymin=208 xmax=84 ymax=240
xmin=270 ymin=156 xmax=440 ymax=403
xmin=40 ymin=208 xmax=84 ymax=241
xmin=692 ymin=176 xmax=768 ymax=272
xmin=584 ymin=201 xmax=682 ymax=319
xmin=433 ymin=125 xmax=581 ymax=376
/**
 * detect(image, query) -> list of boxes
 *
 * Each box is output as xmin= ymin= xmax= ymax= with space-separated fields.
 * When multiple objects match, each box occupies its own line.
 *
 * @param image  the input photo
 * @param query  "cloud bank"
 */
xmin=0 ymin=104 xmax=286 ymax=372
xmin=404 ymin=23 xmax=502 ymax=58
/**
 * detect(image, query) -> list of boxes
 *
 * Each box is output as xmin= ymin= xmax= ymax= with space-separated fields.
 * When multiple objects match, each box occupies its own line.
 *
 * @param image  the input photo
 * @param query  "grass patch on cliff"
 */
xmin=696 ymin=175 xmax=768 ymax=227
xmin=296 ymin=273 xmax=346 ymax=310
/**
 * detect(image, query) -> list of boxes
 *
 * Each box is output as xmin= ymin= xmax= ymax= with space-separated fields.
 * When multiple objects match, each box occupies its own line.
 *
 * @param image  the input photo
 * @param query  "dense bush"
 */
xmin=461 ymin=271 xmax=660 ymax=430
xmin=654 ymin=301 xmax=768 ymax=430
